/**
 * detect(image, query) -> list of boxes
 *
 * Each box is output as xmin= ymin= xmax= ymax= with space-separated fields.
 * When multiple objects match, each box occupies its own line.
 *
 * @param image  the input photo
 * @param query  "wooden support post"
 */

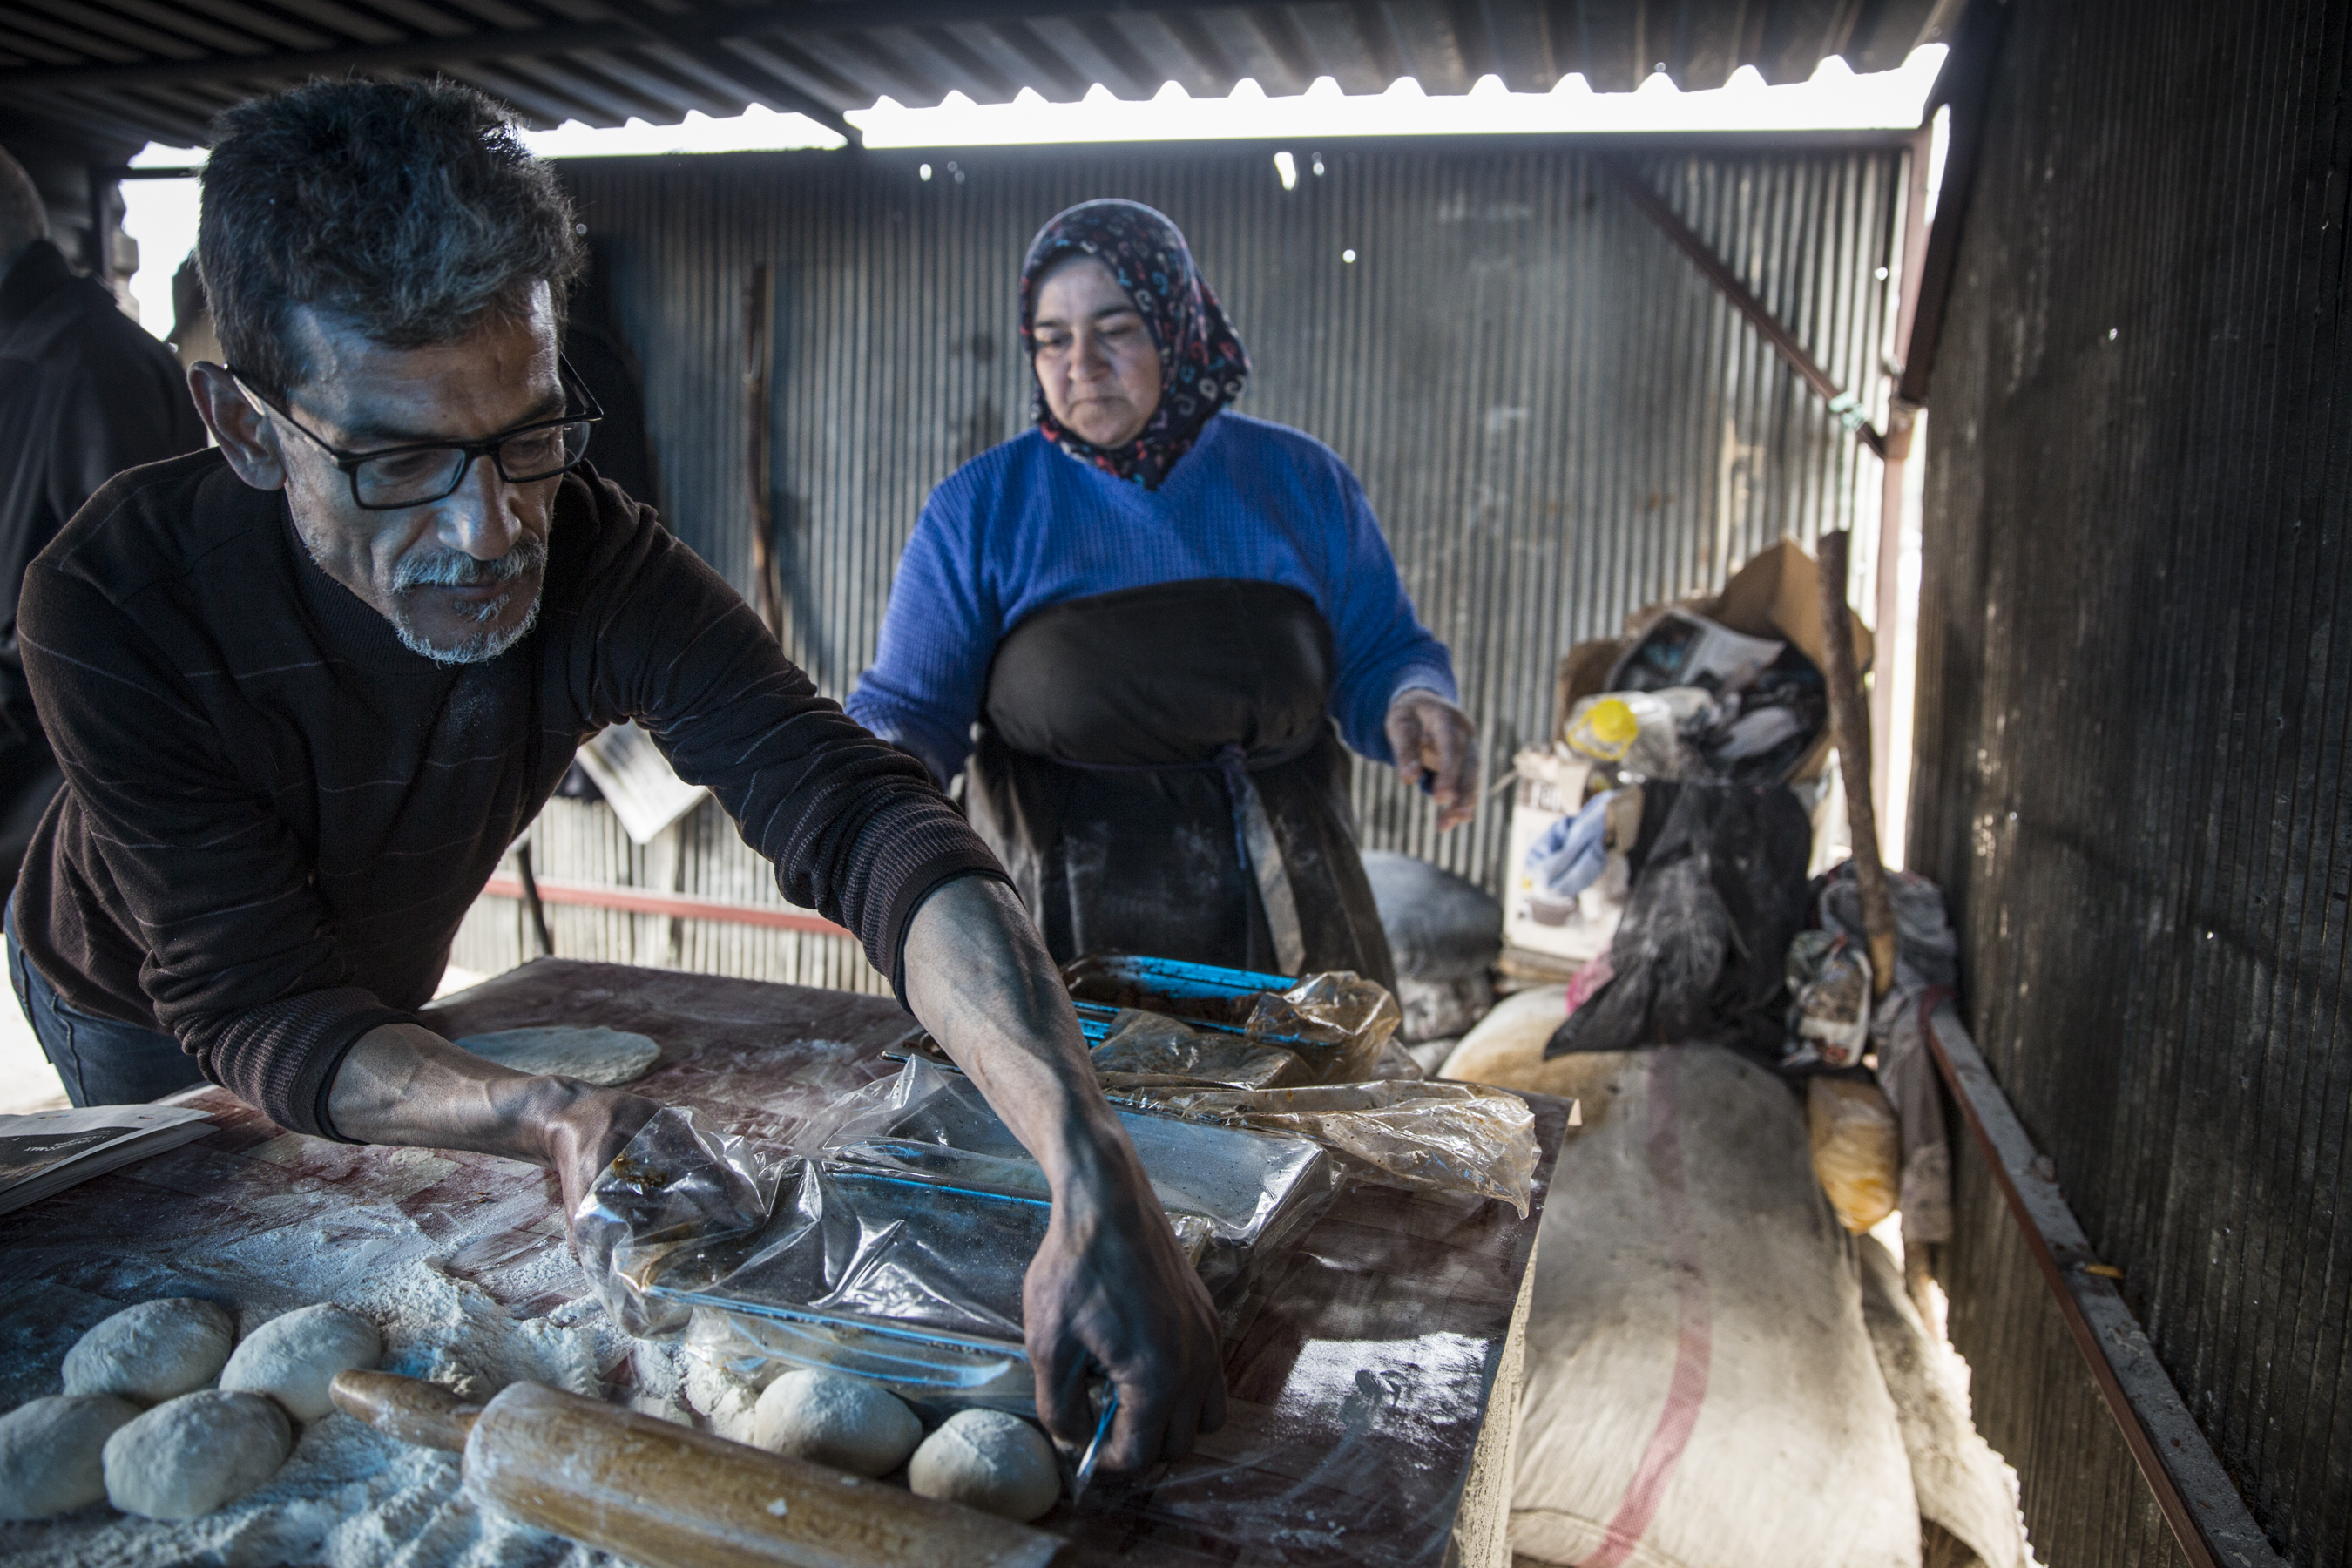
xmin=512 ymin=841 xmax=555 ymax=959
xmin=1815 ymin=531 xmax=1897 ymax=996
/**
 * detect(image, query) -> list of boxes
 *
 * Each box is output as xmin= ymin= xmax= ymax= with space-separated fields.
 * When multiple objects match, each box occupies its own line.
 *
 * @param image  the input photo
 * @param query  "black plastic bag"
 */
xmin=1544 ymin=780 xmax=1814 ymax=1058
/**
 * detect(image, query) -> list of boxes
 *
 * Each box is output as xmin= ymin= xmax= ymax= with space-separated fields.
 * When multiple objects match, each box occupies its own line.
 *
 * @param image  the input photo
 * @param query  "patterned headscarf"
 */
xmin=1018 ymin=199 xmax=1250 ymax=490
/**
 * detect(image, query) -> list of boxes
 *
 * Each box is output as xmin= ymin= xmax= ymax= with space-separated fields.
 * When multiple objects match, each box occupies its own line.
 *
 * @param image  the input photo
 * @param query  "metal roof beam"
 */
xmin=659 ymin=37 xmax=856 ymax=133
xmin=0 ymin=0 xmax=1266 ymax=95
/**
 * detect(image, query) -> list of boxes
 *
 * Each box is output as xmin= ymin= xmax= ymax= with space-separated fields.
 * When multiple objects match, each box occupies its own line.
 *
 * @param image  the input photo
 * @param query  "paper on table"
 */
xmin=0 ymin=1104 xmax=215 ymax=1217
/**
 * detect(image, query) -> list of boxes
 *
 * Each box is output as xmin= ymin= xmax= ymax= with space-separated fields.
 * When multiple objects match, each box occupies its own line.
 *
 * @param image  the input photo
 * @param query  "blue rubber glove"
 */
xmin=1525 ymin=789 xmax=1622 ymax=902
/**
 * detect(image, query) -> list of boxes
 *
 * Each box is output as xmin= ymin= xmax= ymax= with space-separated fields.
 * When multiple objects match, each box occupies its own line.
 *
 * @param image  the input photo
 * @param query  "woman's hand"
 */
xmin=1386 ymin=689 xmax=1481 ymax=830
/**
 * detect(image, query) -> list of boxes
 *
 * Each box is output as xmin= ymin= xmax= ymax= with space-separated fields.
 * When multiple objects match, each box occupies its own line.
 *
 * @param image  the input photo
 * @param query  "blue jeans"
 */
xmin=5 ymin=899 xmax=202 ymax=1106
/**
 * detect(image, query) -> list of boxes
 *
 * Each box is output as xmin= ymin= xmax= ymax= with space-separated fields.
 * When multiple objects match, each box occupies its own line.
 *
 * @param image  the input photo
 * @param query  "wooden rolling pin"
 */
xmin=331 ymin=1370 xmax=1069 ymax=1568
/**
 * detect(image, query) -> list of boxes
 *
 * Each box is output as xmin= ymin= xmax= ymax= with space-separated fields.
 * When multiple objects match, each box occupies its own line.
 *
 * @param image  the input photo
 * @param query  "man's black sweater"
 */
xmin=14 ymin=450 xmax=1003 ymax=1137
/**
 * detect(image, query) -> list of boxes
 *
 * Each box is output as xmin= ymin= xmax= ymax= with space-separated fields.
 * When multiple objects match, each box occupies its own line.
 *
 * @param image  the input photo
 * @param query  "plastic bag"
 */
xmin=1547 ymin=779 xmax=1814 ymax=1060
xmin=571 ymin=1107 xmax=782 ymax=1339
xmin=1785 ymin=929 xmax=1873 ymax=1069
xmin=1096 ymin=1077 xmax=1539 ymax=1217
xmin=829 ymin=1059 xmax=1330 ymax=1259
xmin=1243 ymin=971 xmax=1402 ymax=1083
xmin=1091 ymin=1008 xmax=1308 ymax=1088
xmin=1808 ymin=1076 xmax=1898 ymax=1233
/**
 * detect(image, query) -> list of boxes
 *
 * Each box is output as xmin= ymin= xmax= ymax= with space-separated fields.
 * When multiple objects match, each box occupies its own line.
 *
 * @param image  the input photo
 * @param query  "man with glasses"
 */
xmin=6 ymin=79 xmax=1223 ymax=1475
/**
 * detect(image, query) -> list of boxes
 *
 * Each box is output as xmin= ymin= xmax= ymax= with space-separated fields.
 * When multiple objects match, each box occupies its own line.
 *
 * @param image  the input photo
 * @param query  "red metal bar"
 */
xmin=479 ymin=874 xmax=850 ymax=939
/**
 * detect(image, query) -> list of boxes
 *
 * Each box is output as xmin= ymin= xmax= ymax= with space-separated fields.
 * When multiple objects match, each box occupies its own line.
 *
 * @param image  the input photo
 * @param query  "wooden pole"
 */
xmin=747 ymin=261 xmax=785 ymax=640
xmin=1815 ymin=531 xmax=1898 ymax=997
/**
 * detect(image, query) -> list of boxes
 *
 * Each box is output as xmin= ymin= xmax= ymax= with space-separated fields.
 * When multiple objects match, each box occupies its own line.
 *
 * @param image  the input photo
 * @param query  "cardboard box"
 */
xmin=1499 ymin=747 xmax=1623 ymax=967
xmin=1551 ymin=537 xmax=1870 ymax=786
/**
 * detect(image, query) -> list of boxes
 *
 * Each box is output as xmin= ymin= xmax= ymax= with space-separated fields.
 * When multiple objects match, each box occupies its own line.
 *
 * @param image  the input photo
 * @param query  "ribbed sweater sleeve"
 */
xmin=19 ymin=555 xmax=398 ymax=1137
xmin=1316 ymin=456 xmax=1458 ymax=761
xmin=565 ymin=494 xmax=1006 ymax=997
xmin=17 ymin=462 xmax=1004 ymax=1139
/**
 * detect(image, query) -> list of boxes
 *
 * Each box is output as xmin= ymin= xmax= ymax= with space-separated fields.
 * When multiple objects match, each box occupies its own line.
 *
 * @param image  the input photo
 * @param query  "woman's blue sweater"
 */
xmin=846 ymin=412 xmax=1457 ymax=785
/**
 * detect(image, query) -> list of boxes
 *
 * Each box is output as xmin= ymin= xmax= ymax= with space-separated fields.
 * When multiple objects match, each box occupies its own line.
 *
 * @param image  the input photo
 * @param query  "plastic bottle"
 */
xmin=1563 ymin=696 xmax=1640 ymax=761
xmin=1563 ymin=693 xmax=1684 ymax=779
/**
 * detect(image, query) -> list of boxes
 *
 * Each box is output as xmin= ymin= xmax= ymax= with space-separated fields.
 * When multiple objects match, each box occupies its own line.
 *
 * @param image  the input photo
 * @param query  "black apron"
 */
xmin=965 ymin=578 xmax=1395 ymax=989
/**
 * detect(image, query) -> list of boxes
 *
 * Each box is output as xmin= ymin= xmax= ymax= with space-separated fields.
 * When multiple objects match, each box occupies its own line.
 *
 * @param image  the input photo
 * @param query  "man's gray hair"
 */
xmin=0 ymin=147 xmax=49 ymax=273
xmin=199 ymin=78 xmax=582 ymax=395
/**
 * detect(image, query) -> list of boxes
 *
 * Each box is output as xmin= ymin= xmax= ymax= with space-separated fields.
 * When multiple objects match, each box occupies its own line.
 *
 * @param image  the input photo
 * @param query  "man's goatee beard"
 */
xmin=395 ymin=587 xmax=544 ymax=665
xmin=389 ymin=536 xmax=549 ymax=665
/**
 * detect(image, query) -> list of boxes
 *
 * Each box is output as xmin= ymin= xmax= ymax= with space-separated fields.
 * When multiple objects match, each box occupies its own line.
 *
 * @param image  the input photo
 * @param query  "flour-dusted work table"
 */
xmin=0 ymin=959 xmax=1565 ymax=1568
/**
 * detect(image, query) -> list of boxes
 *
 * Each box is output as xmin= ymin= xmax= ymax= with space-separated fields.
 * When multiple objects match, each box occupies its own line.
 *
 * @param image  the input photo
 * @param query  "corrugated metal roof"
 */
xmin=0 ymin=0 xmax=1962 ymax=149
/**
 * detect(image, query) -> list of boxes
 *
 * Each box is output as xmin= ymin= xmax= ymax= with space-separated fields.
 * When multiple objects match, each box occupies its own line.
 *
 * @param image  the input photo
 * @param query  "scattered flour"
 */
xmin=0 ymin=1178 xmax=713 ymax=1567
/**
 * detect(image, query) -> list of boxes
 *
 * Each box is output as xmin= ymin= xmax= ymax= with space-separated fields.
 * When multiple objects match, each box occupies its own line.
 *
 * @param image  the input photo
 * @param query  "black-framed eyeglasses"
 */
xmin=230 ymin=356 xmax=604 ymax=510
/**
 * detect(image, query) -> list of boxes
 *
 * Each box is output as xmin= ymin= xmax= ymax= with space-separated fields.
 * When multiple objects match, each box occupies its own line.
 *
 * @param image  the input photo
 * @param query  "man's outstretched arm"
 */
xmin=900 ymin=874 xmax=1228 ymax=1472
xmin=328 ymin=875 xmax=1227 ymax=1476
xmin=326 ymin=1024 xmax=659 ymax=1223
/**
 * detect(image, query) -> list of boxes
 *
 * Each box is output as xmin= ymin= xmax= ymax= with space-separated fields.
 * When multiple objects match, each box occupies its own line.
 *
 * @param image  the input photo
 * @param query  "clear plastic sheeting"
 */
xmin=1091 ymin=1007 xmax=1309 ymax=1088
xmin=571 ymin=1105 xmax=1058 ymax=1409
xmin=828 ymin=1059 xmax=1332 ymax=1292
xmin=573 ymin=1061 xmax=1338 ymax=1410
xmin=682 ymin=1292 xmax=1038 ymax=1412
xmin=1096 ymin=1078 xmax=1539 ymax=1218
xmin=659 ymin=1163 xmax=1044 ymax=1342
xmin=1243 ymin=971 xmax=1403 ymax=1084
xmin=657 ymin=1161 xmax=1057 ymax=1413
xmin=570 ymin=1107 xmax=781 ymax=1340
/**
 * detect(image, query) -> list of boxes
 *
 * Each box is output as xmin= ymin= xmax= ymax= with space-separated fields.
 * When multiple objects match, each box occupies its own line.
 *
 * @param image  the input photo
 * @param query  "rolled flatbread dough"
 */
xmin=62 ymin=1298 xmax=235 ymax=1404
xmin=103 ymin=1389 xmax=291 ymax=1520
xmin=450 ymin=1025 xmax=662 ymax=1085
xmin=907 ymin=1409 xmax=1061 ymax=1522
xmin=750 ymin=1369 xmax=921 ymax=1477
xmin=219 ymin=1303 xmax=382 ymax=1421
xmin=0 ymin=1394 xmax=139 ymax=1518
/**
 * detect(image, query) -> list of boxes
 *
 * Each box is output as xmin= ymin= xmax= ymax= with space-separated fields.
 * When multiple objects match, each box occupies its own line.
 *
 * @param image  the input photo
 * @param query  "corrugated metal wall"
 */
xmin=1910 ymin=0 xmax=2352 ymax=1562
xmin=456 ymin=133 xmax=1904 ymax=989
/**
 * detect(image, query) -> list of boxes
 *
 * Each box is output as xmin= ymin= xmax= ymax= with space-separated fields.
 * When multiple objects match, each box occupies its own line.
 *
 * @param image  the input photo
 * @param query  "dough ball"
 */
xmin=102 ymin=1390 xmax=291 ymax=1520
xmin=749 ymin=1369 xmax=921 ymax=1477
xmin=908 ymin=1409 xmax=1061 ymax=1522
xmin=0 ymin=1395 xmax=140 ymax=1518
xmin=62 ymin=1298 xmax=235 ymax=1404
xmin=219 ymin=1304 xmax=382 ymax=1422
xmin=451 ymin=1026 xmax=661 ymax=1086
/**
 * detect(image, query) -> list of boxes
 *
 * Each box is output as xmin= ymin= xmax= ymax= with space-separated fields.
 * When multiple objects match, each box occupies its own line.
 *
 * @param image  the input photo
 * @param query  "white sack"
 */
xmin=1509 ymin=1044 xmax=1918 ymax=1568
xmin=1855 ymin=1237 xmax=2028 ymax=1568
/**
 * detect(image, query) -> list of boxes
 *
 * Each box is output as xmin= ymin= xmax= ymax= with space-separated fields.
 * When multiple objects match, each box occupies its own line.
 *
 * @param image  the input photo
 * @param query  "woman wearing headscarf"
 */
xmin=848 ymin=199 xmax=1477 ymax=984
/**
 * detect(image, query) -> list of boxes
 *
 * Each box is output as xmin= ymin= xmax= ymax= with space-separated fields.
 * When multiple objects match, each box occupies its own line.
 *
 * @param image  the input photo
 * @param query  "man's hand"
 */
xmin=902 ymin=875 xmax=1227 ymax=1472
xmin=1385 ymin=688 xmax=1480 ymax=830
xmin=1023 ymin=1124 xmax=1227 ymax=1471
xmin=328 ymin=1022 xmax=658 ymax=1226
